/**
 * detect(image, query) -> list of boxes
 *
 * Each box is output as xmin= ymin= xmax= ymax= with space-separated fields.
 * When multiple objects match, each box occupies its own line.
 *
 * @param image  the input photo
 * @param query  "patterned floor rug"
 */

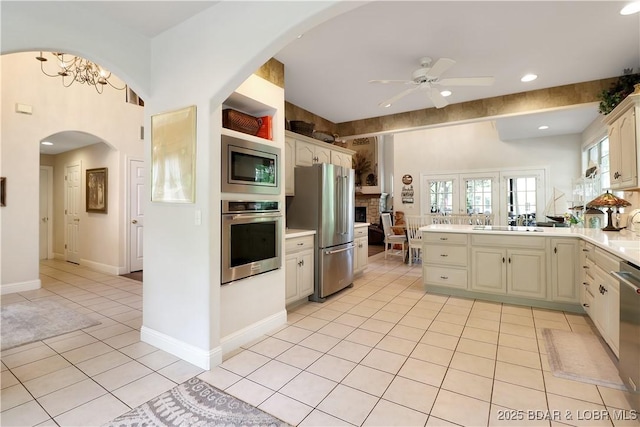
xmin=1 ymin=299 xmax=100 ymax=350
xmin=105 ymin=377 xmax=291 ymax=427
xmin=542 ymin=328 xmax=627 ymax=390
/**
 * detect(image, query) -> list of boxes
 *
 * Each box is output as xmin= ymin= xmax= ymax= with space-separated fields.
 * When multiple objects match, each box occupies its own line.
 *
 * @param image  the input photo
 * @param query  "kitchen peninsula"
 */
xmin=420 ymin=224 xmax=640 ymax=309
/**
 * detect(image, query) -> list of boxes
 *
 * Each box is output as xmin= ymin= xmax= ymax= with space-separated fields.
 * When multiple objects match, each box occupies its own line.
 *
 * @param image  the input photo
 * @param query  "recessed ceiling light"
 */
xmin=538 ymin=125 xmax=549 ymax=130
xmin=440 ymin=90 xmax=452 ymax=97
xmin=521 ymin=74 xmax=538 ymax=82
xmin=296 ymin=34 xmax=303 ymax=39
xmin=621 ymin=2 xmax=640 ymax=15
xmin=41 ymin=141 xmax=53 ymax=145
xmin=382 ymin=103 xmax=392 ymax=108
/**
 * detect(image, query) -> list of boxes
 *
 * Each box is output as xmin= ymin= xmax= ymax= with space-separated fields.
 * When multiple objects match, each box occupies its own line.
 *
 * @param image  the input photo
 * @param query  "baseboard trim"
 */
xmin=1 ymin=279 xmax=41 ymax=295
xmin=79 ymin=258 xmax=123 ymax=276
xmin=140 ymin=326 xmax=221 ymax=370
xmin=220 ymin=309 xmax=287 ymax=356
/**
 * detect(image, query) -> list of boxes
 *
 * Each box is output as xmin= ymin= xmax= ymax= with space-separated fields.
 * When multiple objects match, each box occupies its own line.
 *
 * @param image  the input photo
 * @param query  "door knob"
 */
xmin=132 ymin=219 xmax=138 ymax=224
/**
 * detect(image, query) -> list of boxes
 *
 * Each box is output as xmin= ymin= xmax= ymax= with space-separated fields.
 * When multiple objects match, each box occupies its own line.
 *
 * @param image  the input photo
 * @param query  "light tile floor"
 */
xmin=2 ymin=256 xmax=639 ymax=426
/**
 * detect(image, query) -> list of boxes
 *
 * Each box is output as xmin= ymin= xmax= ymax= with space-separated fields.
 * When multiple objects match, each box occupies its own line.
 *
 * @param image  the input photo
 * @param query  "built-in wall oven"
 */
xmin=221 ymin=134 xmax=280 ymax=195
xmin=221 ymin=200 xmax=282 ymax=284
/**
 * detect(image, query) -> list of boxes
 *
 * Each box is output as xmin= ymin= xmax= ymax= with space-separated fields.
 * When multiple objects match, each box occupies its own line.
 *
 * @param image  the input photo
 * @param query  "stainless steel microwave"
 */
xmin=221 ymin=134 xmax=280 ymax=195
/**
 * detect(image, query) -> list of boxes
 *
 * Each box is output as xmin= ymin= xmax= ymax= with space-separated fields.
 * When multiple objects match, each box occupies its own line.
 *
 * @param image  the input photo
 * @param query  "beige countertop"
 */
xmin=355 ymin=222 xmax=370 ymax=228
xmin=420 ymin=224 xmax=640 ymax=265
xmin=285 ymin=229 xmax=316 ymax=239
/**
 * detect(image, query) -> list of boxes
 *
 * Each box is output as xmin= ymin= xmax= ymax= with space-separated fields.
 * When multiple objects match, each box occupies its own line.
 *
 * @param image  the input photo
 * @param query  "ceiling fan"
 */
xmin=369 ymin=57 xmax=495 ymax=109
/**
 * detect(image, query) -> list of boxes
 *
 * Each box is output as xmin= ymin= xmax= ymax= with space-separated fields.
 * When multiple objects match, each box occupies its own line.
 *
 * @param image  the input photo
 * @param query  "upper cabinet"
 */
xmin=605 ymin=93 xmax=639 ymax=190
xmin=285 ymin=130 xmax=355 ymax=196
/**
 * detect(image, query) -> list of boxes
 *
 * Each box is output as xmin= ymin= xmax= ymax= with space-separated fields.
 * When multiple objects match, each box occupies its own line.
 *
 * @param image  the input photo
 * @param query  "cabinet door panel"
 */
xmin=618 ymin=108 xmax=637 ymax=188
xmin=299 ymin=251 xmax=314 ymax=298
xmin=471 ymin=247 xmax=506 ymax=293
xmin=285 ymin=137 xmax=295 ymax=195
xmin=285 ymin=255 xmax=299 ymax=302
xmin=508 ymin=249 xmax=546 ymax=299
xmin=295 ymin=141 xmax=315 ymax=166
xmin=551 ymin=239 xmax=578 ymax=302
xmin=315 ymin=146 xmax=331 ymax=164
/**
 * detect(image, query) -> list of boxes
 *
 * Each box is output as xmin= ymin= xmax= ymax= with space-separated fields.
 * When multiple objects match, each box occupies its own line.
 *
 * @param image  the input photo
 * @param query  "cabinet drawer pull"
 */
xmin=582 ymin=248 xmax=589 ymax=252
xmin=583 ymin=265 xmax=589 ymax=269
xmin=583 ymin=303 xmax=590 ymax=308
xmin=440 ymin=275 xmax=449 ymax=280
xmin=297 ymin=242 xmax=304 ymax=246
xmin=439 ymin=237 xmax=448 ymax=241
xmin=440 ymin=254 xmax=448 ymax=257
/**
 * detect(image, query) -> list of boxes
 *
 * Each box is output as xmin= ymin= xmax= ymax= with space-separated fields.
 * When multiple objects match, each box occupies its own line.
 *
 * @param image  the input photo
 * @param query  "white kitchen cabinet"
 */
xmin=589 ymin=247 xmax=622 ymax=356
xmin=284 ymin=136 xmax=295 ymax=196
xmin=295 ymin=139 xmax=331 ymax=166
xmin=285 ymin=234 xmax=314 ymax=306
xmin=470 ymin=246 xmax=546 ymax=299
xmin=331 ymin=151 xmax=352 ymax=169
xmin=286 ymin=131 xmax=355 ymax=194
xmin=354 ymin=225 xmax=368 ymax=275
xmin=424 ymin=232 xmax=469 ymax=290
xmin=579 ymin=240 xmax=596 ymax=314
xmin=470 ymin=235 xmax=546 ymax=300
xmin=605 ymin=93 xmax=639 ymax=190
xmin=550 ymin=238 xmax=579 ymax=303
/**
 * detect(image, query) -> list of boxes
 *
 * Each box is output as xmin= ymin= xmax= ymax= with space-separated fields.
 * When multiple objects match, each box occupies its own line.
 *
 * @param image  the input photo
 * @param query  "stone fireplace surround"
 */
xmin=355 ymin=194 xmax=384 ymax=225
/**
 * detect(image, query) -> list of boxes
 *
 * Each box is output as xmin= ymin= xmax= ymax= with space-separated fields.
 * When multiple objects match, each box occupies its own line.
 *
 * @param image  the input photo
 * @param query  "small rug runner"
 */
xmin=542 ymin=328 xmax=626 ymax=390
xmin=1 ymin=299 xmax=101 ymax=350
xmin=105 ymin=377 xmax=290 ymax=427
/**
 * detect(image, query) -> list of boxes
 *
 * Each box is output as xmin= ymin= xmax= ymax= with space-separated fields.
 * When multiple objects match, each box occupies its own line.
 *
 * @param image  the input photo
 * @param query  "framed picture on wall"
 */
xmin=86 ymin=168 xmax=108 ymax=213
xmin=151 ymin=105 xmax=197 ymax=203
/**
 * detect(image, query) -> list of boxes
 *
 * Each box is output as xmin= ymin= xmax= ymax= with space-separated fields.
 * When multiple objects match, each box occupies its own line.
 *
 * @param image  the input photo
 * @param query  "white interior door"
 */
xmin=65 ymin=163 xmax=81 ymax=264
xmin=129 ymin=159 xmax=144 ymax=272
xmin=39 ymin=166 xmax=53 ymax=260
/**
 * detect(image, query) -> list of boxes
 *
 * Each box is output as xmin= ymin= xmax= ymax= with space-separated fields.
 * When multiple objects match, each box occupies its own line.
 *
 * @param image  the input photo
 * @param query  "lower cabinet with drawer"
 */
xmin=423 ymin=232 xmax=469 ymax=289
xmin=285 ymin=234 xmax=314 ymax=306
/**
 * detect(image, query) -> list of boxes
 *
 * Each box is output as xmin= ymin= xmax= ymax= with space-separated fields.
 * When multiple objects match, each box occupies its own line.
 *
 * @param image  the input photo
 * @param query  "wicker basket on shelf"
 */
xmin=223 ymin=109 xmax=263 ymax=136
xmin=290 ymin=121 xmax=315 ymax=137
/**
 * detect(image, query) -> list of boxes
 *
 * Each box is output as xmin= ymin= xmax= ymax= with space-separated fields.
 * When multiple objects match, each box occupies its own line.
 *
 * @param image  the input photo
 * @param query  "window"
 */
xmin=466 ymin=178 xmax=493 ymax=214
xmin=429 ymin=179 xmax=455 ymax=214
xmin=500 ymin=169 xmax=545 ymax=226
xmin=588 ymin=137 xmax=609 ymax=189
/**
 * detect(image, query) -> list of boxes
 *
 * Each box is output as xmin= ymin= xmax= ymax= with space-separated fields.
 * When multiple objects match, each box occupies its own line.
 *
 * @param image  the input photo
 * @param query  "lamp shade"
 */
xmin=586 ymin=191 xmax=631 ymax=208
xmin=586 ymin=190 xmax=631 ymax=231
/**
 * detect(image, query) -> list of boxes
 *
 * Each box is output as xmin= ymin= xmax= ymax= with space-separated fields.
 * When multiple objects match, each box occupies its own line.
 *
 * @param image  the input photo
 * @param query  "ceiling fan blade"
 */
xmin=369 ymin=79 xmax=416 ymax=85
xmin=428 ymin=87 xmax=449 ymax=109
xmin=378 ymin=86 xmax=419 ymax=107
xmin=426 ymin=58 xmax=456 ymax=78
xmin=438 ymin=76 xmax=495 ymax=86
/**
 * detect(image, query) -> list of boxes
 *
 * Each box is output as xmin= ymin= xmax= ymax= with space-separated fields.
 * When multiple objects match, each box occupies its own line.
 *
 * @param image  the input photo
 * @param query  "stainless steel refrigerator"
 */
xmin=287 ymin=163 xmax=355 ymax=302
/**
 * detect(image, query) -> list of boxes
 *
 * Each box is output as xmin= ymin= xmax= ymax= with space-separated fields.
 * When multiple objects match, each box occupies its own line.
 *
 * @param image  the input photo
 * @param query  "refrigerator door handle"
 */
xmin=343 ymin=174 xmax=348 ymax=235
xmin=337 ymin=174 xmax=344 ymax=235
xmin=325 ymin=244 xmax=355 ymax=255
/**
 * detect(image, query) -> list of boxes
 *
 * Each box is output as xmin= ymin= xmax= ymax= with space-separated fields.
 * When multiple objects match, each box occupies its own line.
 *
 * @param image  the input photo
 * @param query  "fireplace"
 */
xmin=355 ymin=206 xmax=367 ymax=223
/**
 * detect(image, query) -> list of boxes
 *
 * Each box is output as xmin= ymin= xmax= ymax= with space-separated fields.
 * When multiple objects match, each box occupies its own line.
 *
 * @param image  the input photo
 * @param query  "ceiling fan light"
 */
xmin=521 ymin=74 xmax=538 ymax=82
xmin=621 ymin=2 xmax=640 ymax=15
xmin=41 ymin=141 xmax=53 ymax=146
xmin=440 ymin=90 xmax=452 ymax=97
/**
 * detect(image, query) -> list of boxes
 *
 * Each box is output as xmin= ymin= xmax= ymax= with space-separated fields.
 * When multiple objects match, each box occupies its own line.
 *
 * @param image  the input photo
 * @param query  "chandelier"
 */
xmin=35 ymin=51 xmax=125 ymax=94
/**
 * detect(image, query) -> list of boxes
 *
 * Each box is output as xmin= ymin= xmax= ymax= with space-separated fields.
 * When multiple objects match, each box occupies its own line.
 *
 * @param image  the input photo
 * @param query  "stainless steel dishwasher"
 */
xmin=613 ymin=261 xmax=640 ymax=411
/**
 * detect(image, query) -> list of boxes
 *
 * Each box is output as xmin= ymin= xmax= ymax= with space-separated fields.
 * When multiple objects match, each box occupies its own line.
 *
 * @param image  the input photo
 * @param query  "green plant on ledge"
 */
xmin=598 ymin=69 xmax=640 ymax=115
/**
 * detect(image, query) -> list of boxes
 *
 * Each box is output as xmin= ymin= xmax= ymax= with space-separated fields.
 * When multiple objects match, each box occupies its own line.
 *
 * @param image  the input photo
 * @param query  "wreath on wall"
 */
xmin=598 ymin=69 xmax=640 ymax=115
